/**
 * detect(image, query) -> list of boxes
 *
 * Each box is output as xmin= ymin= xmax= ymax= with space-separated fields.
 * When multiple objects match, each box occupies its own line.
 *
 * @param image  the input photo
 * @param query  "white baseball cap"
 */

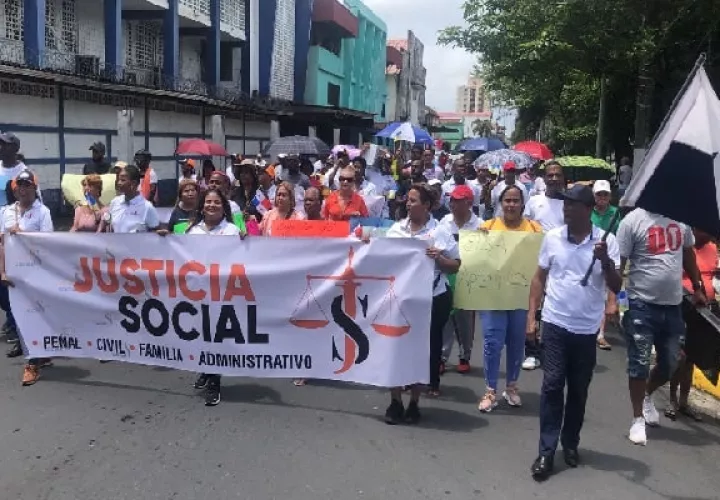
xmin=593 ymin=180 xmax=611 ymax=194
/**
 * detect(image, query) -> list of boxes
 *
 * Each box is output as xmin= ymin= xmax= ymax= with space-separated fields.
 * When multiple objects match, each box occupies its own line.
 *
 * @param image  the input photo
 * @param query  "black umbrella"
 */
xmin=263 ymin=136 xmax=332 ymax=157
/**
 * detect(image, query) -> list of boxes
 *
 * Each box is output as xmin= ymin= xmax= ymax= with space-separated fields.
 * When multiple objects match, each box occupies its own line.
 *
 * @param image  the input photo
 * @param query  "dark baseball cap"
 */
xmin=0 ymin=132 xmax=20 ymax=148
xmin=90 ymin=142 xmax=106 ymax=154
xmin=559 ymin=184 xmax=595 ymax=207
xmin=14 ymin=170 xmax=37 ymax=186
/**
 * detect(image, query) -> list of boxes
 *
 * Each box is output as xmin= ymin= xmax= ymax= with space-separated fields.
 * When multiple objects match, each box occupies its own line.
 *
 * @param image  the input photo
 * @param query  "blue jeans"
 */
xmin=539 ymin=322 xmax=596 ymax=456
xmin=623 ymin=298 xmax=684 ymax=380
xmin=479 ymin=310 xmax=526 ymax=390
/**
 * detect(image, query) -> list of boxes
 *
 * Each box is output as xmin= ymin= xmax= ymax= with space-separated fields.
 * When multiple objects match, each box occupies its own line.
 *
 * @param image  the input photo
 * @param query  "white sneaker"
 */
xmin=522 ymin=356 xmax=540 ymax=370
xmin=643 ymin=395 xmax=660 ymax=427
xmin=629 ymin=417 xmax=647 ymax=445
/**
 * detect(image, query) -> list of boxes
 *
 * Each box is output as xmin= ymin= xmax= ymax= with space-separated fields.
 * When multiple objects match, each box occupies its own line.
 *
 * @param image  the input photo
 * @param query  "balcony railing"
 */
xmin=0 ymin=38 xmax=293 ymax=114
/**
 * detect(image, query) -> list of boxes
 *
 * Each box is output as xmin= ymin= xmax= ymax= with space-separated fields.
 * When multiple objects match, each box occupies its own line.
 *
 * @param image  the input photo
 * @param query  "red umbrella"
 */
xmin=175 ymin=139 xmax=228 ymax=157
xmin=513 ymin=141 xmax=553 ymax=161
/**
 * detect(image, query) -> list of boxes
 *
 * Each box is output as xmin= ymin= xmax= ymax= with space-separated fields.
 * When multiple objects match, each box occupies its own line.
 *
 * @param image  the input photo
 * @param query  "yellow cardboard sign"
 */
xmin=454 ymin=230 xmax=544 ymax=311
xmin=61 ymin=174 xmax=117 ymax=207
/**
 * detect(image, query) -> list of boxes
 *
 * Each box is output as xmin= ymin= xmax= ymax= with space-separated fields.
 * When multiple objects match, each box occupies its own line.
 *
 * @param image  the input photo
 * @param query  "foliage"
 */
xmin=472 ymin=119 xmax=493 ymax=137
xmin=439 ymin=0 xmax=720 ymax=155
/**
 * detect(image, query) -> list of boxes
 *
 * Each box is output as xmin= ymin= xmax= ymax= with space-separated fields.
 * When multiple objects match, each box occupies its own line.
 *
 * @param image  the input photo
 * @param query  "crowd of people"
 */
xmin=0 ymin=131 xmax=716 ymax=481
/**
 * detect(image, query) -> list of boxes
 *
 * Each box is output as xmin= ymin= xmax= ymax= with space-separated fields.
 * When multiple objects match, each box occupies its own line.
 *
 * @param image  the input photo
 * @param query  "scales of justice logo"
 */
xmin=290 ymin=248 xmax=412 ymax=374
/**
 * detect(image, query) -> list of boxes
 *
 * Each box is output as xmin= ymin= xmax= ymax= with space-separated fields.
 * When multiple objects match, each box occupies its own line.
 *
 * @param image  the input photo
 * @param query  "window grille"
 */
xmin=220 ymin=0 xmax=245 ymax=35
xmin=180 ymin=0 xmax=210 ymax=16
xmin=43 ymin=0 xmax=77 ymax=52
xmin=3 ymin=0 xmax=23 ymax=42
xmin=125 ymin=21 xmax=163 ymax=69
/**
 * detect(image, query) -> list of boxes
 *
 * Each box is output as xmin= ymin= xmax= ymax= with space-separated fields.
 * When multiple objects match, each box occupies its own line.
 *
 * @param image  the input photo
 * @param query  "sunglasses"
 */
xmin=339 ymin=176 xmax=354 ymax=183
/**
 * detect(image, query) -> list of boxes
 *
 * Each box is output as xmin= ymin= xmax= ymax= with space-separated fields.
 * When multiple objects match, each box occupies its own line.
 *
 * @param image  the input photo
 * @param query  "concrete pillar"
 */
xmin=270 ymin=120 xmax=281 ymax=142
xmin=104 ymin=0 xmax=122 ymax=76
xmin=205 ymin=0 xmax=221 ymax=90
xmin=308 ymin=126 xmax=317 ymax=138
xmin=333 ymin=128 xmax=341 ymax=146
xmin=163 ymin=0 xmax=179 ymax=87
xmin=23 ymin=0 xmax=45 ymax=68
xmin=117 ymin=110 xmax=136 ymax=164
xmin=211 ymin=115 xmax=226 ymax=169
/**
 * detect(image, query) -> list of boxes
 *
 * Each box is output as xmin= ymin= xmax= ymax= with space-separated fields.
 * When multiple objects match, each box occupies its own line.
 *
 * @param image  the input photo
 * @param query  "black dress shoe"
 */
xmin=563 ymin=448 xmax=579 ymax=468
xmin=531 ymin=455 xmax=554 ymax=480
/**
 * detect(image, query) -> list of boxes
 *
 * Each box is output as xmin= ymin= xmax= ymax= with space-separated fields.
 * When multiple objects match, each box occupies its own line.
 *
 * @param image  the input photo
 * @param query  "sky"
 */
xmin=362 ymin=0 xmax=476 ymax=113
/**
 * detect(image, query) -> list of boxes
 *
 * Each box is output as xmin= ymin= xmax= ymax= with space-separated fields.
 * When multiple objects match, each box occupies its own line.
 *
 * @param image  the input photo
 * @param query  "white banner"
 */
xmin=7 ymin=234 xmax=433 ymax=387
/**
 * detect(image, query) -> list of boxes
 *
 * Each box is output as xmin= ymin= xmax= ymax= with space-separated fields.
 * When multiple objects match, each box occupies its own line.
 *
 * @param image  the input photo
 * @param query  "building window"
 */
xmin=327 ymin=83 xmax=340 ymax=107
xmin=125 ymin=21 xmax=163 ymax=69
xmin=43 ymin=0 xmax=77 ymax=52
xmin=220 ymin=0 xmax=245 ymax=35
xmin=3 ymin=0 xmax=23 ymax=41
xmin=180 ymin=0 xmax=210 ymax=16
xmin=219 ymin=43 xmax=234 ymax=82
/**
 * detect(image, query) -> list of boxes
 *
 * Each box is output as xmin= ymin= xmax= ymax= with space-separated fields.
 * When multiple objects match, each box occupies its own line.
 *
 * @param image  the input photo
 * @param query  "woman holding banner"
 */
xmin=69 ymin=174 xmax=107 ymax=233
xmin=477 ymin=185 xmax=542 ymax=413
xmin=259 ymin=182 xmax=306 ymax=236
xmin=188 ymin=188 xmax=245 ymax=406
xmin=384 ymin=183 xmax=459 ymax=424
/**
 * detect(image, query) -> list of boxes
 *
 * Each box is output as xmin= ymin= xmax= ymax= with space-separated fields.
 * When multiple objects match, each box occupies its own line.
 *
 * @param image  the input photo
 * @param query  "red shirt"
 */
xmin=683 ymin=242 xmax=717 ymax=300
xmin=322 ymin=191 xmax=368 ymax=221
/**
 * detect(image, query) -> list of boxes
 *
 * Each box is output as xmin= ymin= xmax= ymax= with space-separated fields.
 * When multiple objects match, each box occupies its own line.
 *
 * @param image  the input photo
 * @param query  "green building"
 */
xmin=304 ymin=0 xmax=387 ymax=122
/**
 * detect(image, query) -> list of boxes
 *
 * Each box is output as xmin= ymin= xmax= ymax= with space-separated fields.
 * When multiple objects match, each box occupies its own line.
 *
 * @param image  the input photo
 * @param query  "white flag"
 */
xmin=622 ymin=66 xmax=720 ymax=236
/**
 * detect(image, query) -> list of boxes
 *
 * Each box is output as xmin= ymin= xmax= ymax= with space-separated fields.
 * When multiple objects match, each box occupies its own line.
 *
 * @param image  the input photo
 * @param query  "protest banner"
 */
xmin=7 ymin=234 xmax=432 ymax=387
xmin=271 ymin=220 xmax=350 ymax=238
xmin=453 ymin=230 xmax=543 ymax=310
xmin=61 ymin=174 xmax=117 ymax=206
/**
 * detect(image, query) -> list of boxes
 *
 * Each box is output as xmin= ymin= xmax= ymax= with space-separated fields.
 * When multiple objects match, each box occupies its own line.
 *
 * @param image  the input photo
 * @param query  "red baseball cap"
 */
xmin=503 ymin=161 xmax=517 ymax=171
xmin=450 ymin=185 xmax=474 ymax=201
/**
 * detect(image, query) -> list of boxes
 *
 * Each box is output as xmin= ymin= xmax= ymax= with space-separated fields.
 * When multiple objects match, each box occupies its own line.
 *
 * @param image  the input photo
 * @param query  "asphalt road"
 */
xmin=1 ymin=327 xmax=719 ymax=500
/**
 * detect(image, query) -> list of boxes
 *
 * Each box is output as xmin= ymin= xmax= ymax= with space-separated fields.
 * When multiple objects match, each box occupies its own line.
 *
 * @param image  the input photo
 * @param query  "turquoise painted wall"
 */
xmin=304 ymin=46 xmax=345 ymax=106
xmin=343 ymin=0 xmax=387 ymax=121
xmin=304 ymin=0 xmax=387 ymax=120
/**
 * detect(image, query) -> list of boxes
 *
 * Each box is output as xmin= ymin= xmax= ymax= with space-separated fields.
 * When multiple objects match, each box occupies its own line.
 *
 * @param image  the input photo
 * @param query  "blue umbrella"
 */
xmin=376 ymin=122 xmax=434 ymax=145
xmin=457 ymin=137 xmax=506 ymax=152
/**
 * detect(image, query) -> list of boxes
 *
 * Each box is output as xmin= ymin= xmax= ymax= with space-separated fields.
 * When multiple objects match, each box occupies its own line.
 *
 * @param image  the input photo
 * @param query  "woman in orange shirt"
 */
xmin=259 ymin=181 xmax=305 ymax=236
xmin=668 ymin=228 xmax=718 ymax=421
xmin=322 ymin=166 xmax=369 ymax=221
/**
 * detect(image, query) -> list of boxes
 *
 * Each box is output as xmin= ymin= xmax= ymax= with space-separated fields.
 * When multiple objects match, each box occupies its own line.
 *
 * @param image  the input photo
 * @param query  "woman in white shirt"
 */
xmin=383 ymin=183 xmax=460 ymax=425
xmin=99 ymin=165 xmax=160 ymax=233
xmin=187 ymin=188 xmax=244 ymax=406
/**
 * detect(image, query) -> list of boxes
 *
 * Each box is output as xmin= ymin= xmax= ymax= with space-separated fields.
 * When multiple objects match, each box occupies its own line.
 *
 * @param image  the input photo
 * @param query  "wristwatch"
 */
xmin=692 ymin=280 xmax=704 ymax=292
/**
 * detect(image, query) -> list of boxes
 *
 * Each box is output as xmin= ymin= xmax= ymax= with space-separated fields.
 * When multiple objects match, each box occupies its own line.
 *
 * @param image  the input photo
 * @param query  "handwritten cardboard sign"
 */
xmin=271 ymin=220 xmax=350 ymax=238
xmin=454 ymin=230 xmax=544 ymax=311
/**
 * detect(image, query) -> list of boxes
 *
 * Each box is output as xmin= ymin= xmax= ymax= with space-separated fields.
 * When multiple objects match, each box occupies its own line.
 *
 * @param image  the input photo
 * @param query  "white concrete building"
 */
xmin=0 ymin=0 xmax=312 ymax=210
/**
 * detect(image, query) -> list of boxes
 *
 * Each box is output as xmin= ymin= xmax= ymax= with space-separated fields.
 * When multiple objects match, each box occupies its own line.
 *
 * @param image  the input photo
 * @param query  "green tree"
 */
xmin=440 ymin=0 xmax=720 ymax=156
xmin=472 ymin=119 xmax=493 ymax=137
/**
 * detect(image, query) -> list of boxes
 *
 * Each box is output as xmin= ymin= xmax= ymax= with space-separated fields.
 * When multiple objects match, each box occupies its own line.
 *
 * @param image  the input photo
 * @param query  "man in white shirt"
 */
xmin=422 ymin=149 xmax=444 ymax=181
xmin=527 ymin=185 xmax=622 ymax=480
xmin=489 ymin=161 xmax=528 ymax=219
xmin=442 ymin=159 xmax=480 ymax=211
xmin=617 ymin=157 xmax=633 ymax=195
xmin=0 ymin=133 xmax=41 ymax=206
xmin=523 ymin=161 xmax=565 ymax=231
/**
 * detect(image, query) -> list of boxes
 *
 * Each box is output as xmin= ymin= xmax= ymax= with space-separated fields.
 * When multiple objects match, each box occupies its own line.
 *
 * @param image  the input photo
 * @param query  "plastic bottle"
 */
xmin=617 ymin=289 xmax=629 ymax=313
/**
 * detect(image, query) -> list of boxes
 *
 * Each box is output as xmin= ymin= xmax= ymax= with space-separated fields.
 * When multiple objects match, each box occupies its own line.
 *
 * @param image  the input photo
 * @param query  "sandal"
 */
xmin=478 ymin=390 xmax=497 ymax=413
xmin=664 ymin=407 xmax=678 ymax=421
xmin=678 ymin=405 xmax=703 ymax=422
xmin=426 ymin=388 xmax=440 ymax=397
xmin=292 ymin=379 xmax=307 ymax=386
